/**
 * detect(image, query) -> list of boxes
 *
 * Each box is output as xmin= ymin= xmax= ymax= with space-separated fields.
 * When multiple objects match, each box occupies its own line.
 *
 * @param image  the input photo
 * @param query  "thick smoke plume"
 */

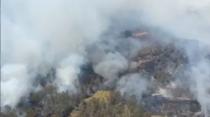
xmin=1 ymin=0 xmax=210 ymax=116
xmin=1 ymin=64 xmax=33 ymax=108
xmin=1 ymin=0 xmax=125 ymax=108
xmin=117 ymin=73 xmax=149 ymax=102
xmin=55 ymin=54 xmax=85 ymax=93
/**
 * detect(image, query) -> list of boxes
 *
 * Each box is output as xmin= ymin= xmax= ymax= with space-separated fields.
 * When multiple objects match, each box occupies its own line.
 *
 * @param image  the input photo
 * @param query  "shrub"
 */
xmin=70 ymin=91 xmax=150 ymax=117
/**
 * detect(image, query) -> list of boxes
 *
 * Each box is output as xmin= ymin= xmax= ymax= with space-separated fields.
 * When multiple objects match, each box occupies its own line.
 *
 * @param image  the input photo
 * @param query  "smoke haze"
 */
xmin=1 ymin=0 xmax=210 ymax=116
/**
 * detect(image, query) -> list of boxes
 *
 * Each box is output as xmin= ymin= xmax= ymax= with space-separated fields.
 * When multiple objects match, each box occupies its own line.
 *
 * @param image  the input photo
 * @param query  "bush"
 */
xmin=70 ymin=91 xmax=150 ymax=117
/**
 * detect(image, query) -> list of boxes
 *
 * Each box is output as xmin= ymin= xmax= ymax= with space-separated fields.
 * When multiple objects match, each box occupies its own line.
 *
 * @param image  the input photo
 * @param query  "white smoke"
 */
xmin=1 ymin=0 xmax=210 ymax=115
xmin=93 ymin=52 xmax=128 ymax=82
xmin=133 ymin=0 xmax=210 ymax=116
xmin=1 ymin=0 xmax=134 ymax=109
xmin=135 ymin=0 xmax=210 ymax=44
xmin=55 ymin=54 xmax=85 ymax=93
xmin=190 ymin=60 xmax=210 ymax=116
xmin=117 ymin=73 xmax=148 ymax=101
xmin=1 ymin=64 xmax=33 ymax=108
